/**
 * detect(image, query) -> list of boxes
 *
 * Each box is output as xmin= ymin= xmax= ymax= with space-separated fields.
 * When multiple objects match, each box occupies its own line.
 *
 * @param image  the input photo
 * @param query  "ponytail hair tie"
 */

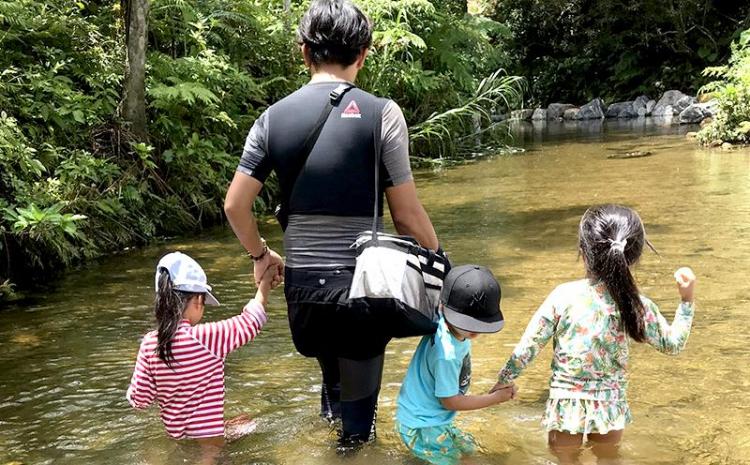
xmin=609 ymin=238 xmax=627 ymax=253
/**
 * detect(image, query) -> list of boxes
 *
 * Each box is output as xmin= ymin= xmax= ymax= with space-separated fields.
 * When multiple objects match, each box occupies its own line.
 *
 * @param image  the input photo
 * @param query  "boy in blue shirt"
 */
xmin=396 ymin=265 xmax=516 ymax=465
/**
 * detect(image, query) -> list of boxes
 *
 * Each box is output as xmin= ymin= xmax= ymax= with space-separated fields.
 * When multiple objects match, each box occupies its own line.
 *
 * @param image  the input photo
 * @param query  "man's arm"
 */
xmin=380 ymin=101 xmax=439 ymax=250
xmin=224 ymin=172 xmax=284 ymax=285
xmin=385 ymin=181 xmax=439 ymax=250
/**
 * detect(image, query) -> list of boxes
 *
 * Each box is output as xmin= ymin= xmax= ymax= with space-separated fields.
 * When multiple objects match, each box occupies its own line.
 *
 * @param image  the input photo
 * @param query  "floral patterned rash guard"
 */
xmin=497 ymin=279 xmax=695 ymax=401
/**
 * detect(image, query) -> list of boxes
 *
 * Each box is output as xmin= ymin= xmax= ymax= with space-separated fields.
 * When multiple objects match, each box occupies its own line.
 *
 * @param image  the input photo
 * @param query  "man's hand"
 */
xmin=253 ymin=248 xmax=284 ymax=288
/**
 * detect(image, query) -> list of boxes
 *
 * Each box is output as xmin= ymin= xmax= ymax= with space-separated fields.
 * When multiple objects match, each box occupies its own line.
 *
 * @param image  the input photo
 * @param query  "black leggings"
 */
xmin=318 ymin=353 xmax=384 ymax=441
xmin=285 ymin=267 xmax=391 ymax=441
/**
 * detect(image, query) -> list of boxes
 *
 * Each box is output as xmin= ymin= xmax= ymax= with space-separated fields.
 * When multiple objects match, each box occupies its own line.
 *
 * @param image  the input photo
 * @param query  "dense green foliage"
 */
xmin=698 ymin=29 xmax=750 ymax=145
xmin=357 ymin=0 xmax=519 ymax=158
xmin=0 ymin=0 xmax=519 ymax=298
xmin=489 ymin=0 xmax=750 ymax=104
xmin=0 ymin=0 xmax=297 ymax=296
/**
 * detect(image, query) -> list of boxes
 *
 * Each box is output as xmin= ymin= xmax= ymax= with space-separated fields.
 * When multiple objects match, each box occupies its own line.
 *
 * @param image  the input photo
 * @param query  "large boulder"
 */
xmin=511 ymin=109 xmax=534 ymax=120
xmin=547 ymin=103 xmax=576 ymax=120
xmin=678 ymin=106 xmax=703 ymax=124
xmin=679 ymin=100 xmax=719 ymax=124
xmin=563 ymin=108 xmax=580 ymax=120
xmin=701 ymin=99 xmax=719 ymax=117
xmin=652 ymin=90 xmax=696 ymax=116
xmin=575 ymin=98 xmax=606 ymax=120
xmin=633 ymin=95 xmax=650 ymax=116
xmin=531 ymin=108 xmax=548 ymax=120
xmin=645 ymin=99 xmax=656 ymax=116
xmin=606 ymin=101 xmax=637 ymax=118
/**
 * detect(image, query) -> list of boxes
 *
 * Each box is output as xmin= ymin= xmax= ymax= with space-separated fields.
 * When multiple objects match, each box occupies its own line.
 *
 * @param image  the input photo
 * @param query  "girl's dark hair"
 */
xmin=579 ymin=204 xmax=654 ymax=342
xmin=154 ymin=269 xmax=200 ymax=367
xmin=297 ymin=0 xmax=372 ymax=67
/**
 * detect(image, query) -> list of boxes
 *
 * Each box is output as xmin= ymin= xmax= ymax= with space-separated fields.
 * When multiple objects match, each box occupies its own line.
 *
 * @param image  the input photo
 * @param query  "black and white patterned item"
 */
xmin=349 ymin=231 xmax=448 ymax=337
xmin=347 ymin=109 xmax=448 ymax=338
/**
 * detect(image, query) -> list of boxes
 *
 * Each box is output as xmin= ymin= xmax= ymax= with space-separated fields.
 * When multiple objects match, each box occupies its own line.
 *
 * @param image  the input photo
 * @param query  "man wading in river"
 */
xmin=224 ymin=0 xmax=441 ymax=450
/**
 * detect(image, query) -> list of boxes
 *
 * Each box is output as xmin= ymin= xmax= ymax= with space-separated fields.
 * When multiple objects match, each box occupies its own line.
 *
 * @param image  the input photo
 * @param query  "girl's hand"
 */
xmin=253 ymin=248 xmax=284 ymax=288
xmin=489 ymin=383 xmax=517 ymax=404
xmin=674 ymin=267 xmax=696 ymax=303
xmin=259 ymin=265 xmax=278 ymax=294
xmin=489 ymin=381 xmax=514 ymax=394
xmin=255 ymin=265 xmax=278 ymax=306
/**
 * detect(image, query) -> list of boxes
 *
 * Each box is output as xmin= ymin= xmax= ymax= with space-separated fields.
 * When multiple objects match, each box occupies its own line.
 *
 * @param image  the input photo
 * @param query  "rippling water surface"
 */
xmin=1 ymin=120 xmax=749 ymax=464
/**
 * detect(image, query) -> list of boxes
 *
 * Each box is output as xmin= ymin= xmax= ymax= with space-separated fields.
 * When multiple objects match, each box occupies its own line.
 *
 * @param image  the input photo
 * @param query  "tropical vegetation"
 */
xmin=488 ymin=0 xmax=750 ymax=104
xmin=0 ymin=0 xmax=518 ymax=299
xmin=698 ymin=29 xmax=750 ymax=145
xmin=2 ymin=0 xmax=749 ymax=301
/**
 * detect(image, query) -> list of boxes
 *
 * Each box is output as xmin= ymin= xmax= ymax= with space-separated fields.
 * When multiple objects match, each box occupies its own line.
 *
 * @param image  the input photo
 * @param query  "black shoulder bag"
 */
xmin=274 ymin=83 xmax=354 ymax=230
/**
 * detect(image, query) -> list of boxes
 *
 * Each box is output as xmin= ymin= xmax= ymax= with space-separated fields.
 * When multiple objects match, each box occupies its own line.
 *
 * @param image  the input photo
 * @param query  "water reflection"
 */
xmin=1 ymin=124 xmax=749 ymax=465
xmin=510 ymin=118 xmax=692 ymax=146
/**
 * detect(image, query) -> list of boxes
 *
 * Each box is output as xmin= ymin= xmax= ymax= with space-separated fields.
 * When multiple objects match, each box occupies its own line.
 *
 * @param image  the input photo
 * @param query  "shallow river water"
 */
xmin=1 ymin=120 xmax=749 ymax=465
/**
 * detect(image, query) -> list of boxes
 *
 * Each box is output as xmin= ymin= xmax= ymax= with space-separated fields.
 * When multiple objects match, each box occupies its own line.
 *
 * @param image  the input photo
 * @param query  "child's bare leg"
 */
xmin=195 ymin=437 xmax=224 ymax=465
xmin=587 ymin=430 xmax=623 ymax=465
xmin=548 ymin=430 xmax=584 ymax=465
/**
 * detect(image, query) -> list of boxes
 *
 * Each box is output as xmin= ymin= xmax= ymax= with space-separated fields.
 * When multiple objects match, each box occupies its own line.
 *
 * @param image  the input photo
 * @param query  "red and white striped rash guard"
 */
xmin=126 ymin=299 xmax=267 ymax=439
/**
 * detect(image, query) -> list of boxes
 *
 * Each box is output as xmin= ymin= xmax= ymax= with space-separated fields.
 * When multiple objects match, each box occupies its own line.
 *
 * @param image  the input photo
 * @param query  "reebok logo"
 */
xmin=341 ymin=100 xmax=361 ymax=118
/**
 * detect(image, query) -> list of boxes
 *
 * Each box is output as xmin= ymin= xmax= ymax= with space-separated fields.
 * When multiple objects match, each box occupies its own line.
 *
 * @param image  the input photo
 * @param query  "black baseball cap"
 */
xmin=440 ymin=264 xmax=504 ymax=333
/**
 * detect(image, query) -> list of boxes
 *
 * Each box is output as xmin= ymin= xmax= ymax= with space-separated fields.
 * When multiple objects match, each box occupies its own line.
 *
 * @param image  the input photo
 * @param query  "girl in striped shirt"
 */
xmin=127 ymin=251 xmax=278 ymax=446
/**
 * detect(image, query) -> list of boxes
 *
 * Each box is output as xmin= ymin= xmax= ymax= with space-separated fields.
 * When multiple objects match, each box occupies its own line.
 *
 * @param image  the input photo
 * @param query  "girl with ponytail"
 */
xmin=490 ymin=205 xmax=697 ymax=464
xmin=127 ymin=252 xmax=279 ymax=446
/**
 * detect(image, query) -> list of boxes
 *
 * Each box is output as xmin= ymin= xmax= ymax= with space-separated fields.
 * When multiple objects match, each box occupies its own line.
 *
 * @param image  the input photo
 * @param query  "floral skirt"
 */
xmin=543 ymin=398 xmax=632 ymax=435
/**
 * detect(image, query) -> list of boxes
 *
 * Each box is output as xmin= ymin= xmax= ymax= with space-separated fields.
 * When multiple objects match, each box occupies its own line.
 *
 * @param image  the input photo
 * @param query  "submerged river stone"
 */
xmin=607 ymin=150 xmax=654 ymax=159
xmin=633 ymin=95 xmax=650 ymax=116
xmin=633 ymin=95 xmax=651 ymax=116
xmin=547 ymin=103 xmax=576 ymax=120
xmin=575 ymin=98 xmax=606 ymax=120
xmin=606 ymin=101 xmax=638 ymax=118
xmin=511 ymin=109 xmax=534 ymax=120
xmin=652 ymin=90 xmax=695 ymax=116
xmin=679 ymin=100 xmax=719 ymax=124
xmin=531 ymin=108 xmax=548 ymax=120
xmin=563 ymin=108 xmax=580 ymax=120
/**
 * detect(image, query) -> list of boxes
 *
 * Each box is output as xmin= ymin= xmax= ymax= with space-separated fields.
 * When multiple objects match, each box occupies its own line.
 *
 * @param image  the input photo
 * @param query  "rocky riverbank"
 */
xmin=510 ymin=90 xmax=717 ymax=125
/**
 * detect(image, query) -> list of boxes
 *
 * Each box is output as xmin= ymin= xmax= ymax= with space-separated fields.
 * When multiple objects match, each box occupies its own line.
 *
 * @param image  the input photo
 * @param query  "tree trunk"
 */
xmin=122 ymin=0 xmax=149 ymax=141
xmin=283 ymin=0 xmax=291 ymax=34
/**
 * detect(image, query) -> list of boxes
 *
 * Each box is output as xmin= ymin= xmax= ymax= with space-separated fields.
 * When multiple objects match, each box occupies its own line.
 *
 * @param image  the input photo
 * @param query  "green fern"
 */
xmin=149 ymin=81 xmax=219 ymax=106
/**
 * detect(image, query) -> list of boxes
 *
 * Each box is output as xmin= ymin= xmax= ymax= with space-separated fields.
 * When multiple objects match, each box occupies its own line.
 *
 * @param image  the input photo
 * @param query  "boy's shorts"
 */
xmin=396 ymin=421 xmax=477 ymax=465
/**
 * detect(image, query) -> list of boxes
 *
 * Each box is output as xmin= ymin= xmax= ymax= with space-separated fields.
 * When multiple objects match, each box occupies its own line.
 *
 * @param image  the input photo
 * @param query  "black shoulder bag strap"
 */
xmin=369 ymin=103 xmax=384 ymax=245
xmin=275 ymin=83 xmax=354 ymax=230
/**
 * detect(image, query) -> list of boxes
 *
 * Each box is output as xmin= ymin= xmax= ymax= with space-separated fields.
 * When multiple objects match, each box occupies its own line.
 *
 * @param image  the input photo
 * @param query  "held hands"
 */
xmin=254 ymin=264 xmax=278 ymax=307
xmin=258 ymin=265 xmax=279 ymax=294
xmin=488 ymin=382 xmax=518 ymax=403
xmin=674 ymin=267 xmax=696 ymax=303
xmin=253 ymin=248 xmax=284 ymax=289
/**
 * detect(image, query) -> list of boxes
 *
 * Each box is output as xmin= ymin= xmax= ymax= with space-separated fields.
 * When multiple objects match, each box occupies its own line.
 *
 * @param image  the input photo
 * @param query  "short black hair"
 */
xmin=297 ymin=0 xmax=372 ymax=67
